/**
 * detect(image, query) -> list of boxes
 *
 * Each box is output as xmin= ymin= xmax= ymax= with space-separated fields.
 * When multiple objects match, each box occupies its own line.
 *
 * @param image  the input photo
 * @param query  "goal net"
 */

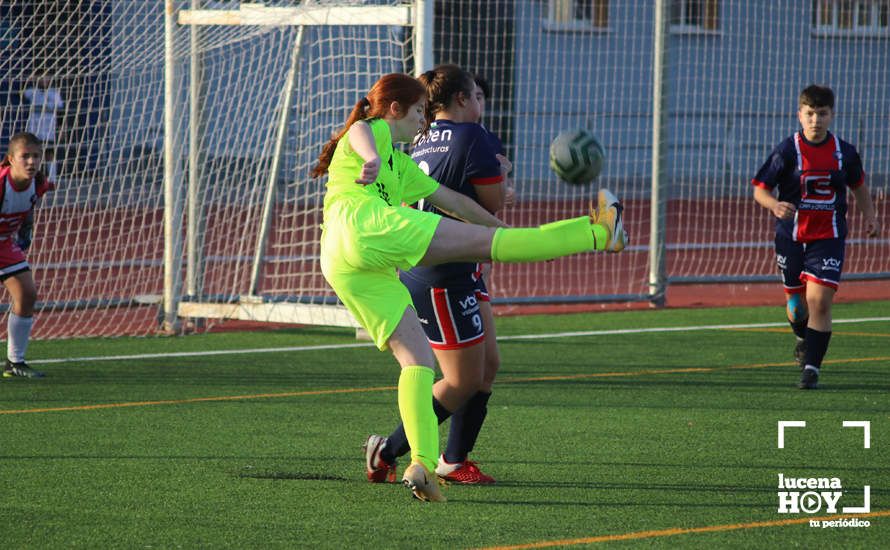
xmin=173 ymin=1 xmax=420 ymax=330
xmin=179 ymin=0 xmax=890 ymax=330
xmin=434 ymin=0 xmax=889 ymax=303
xmin=1 ymin=2 xmax=170 ymax=337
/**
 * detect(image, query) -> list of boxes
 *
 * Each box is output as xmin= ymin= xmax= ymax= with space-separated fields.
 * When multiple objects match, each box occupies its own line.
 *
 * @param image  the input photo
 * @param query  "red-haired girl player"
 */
xmin=313 ymin=73 xmax=626 ymax=501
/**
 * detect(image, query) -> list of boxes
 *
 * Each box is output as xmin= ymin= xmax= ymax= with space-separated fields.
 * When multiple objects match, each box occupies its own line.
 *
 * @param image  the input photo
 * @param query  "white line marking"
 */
xmin=496 ymin=317 xmax=890 ymax=341
xmin=842 ymin=420 xmax=871 ymax=449
xmin=777 ymin=420 xmax=806 ymax=449
xmin=27 ymin=316 xmax=890 ymax=366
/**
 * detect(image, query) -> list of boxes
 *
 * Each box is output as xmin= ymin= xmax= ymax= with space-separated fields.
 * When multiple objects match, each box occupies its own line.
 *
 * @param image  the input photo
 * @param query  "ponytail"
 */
xmin=311 ymin=98 xmax=370 ymax=178
xmin=311 ymin=73 xmax=426 ymax=178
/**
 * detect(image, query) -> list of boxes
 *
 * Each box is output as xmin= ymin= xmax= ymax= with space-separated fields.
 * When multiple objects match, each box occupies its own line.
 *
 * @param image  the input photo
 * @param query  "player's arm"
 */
xmin=850 ymin=183 xmax=880 ymax=237
xmin=753 ymin=184 xmax=795 ymax=220
xmin=473 ymin=153 xmax=513 ymax=213
xmin=752 ymin=146 xmax=795 ymax=220
xmin=498 ymin=154 xmax=516 ymax=207
xmin=473 ymin=180 xmax=505 ymax=214
xmin=470 ymin=142 xmax=510 ymax=213
xmin=426 ymin=185 xmax=508 ymax=228
xmin=347 ymin=121 xmax=381 ymax=185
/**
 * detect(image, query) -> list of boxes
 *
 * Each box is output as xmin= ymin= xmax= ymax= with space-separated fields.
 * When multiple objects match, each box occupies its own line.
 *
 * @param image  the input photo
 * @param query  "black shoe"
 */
xmin=794 ymin=340 xmax=807 ymax=371
xmin=3 ymin=360 xmax=45 ymax=378
xmin=798 ymin=367 xmax=818 ymax=390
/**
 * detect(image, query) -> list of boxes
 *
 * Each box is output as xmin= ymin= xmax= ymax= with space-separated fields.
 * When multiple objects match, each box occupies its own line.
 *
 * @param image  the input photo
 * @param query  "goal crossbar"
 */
xmin=178 ymin=4 xmax=413 ymax=27
xmin=178 ymin=301 xmax=360 ymax=328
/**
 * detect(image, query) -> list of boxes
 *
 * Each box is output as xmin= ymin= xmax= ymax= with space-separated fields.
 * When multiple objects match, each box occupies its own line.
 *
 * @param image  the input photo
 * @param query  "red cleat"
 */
xmin=363 ymin=434 xmax=397 ymax=483
xmin=436 ymin=456 xmax=496 ymax=484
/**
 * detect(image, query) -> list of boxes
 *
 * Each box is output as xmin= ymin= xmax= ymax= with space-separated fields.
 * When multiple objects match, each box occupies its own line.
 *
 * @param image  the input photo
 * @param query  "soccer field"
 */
xmin=2 ymin=302 xmax=888 ymax=548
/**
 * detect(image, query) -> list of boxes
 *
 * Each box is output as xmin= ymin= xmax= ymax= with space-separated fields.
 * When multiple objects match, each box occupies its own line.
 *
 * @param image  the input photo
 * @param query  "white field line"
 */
xmin=29 ymin=317 xmax=890 ymax=366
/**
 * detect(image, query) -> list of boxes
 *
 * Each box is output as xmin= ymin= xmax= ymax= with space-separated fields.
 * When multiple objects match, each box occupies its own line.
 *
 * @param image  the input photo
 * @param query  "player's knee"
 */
xmin=391 ymin=342 xmax=435 ymax=369
xmin=464 ymin=364 xmax=487 ymax=395
xmin=10 ymin=289 xmax=37 ymax=315
xmin=439 ymin=358 xmax=484 ymax=391
xmin=808 ymin=294 xmax=832 ymax=318
xmin=786 ymin=293 xmax=808 ymax=322
xmin=442 ymin=377 xmax=478 ymax=404
xmin=482 ymin=354 xmax=500 ymax=384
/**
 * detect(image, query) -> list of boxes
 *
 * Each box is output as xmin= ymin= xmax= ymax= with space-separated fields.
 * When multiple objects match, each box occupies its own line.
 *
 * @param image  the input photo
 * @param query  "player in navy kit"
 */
xmin=364 ymin=64 xmax=507 ymax=484
xmin=473 ymin=74 xmax=514 ymax=208
xmin=752 ymin=85 xmax=879 ymax=389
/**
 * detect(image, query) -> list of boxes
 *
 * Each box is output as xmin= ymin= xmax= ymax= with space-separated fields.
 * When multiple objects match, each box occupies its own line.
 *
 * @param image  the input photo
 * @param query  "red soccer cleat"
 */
xmin=363 ymin=434 xmax=397 ymax=483
xmin=436 ymin=456 xmax=496 ymax=484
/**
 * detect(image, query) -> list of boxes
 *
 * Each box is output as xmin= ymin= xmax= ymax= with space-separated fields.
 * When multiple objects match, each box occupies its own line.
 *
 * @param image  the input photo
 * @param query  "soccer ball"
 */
xmin=549 ymin=129 xmax=605 ymax=185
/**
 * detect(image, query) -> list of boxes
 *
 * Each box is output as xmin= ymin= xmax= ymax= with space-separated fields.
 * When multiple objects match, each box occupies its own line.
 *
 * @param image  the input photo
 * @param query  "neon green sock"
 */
xmin=491 ymin=216 xmax=605 ymax=262
xmin=591 ymin=223 xmax=608 ymax=250
xmin=398 ymin=365 xmax=438 ymax=472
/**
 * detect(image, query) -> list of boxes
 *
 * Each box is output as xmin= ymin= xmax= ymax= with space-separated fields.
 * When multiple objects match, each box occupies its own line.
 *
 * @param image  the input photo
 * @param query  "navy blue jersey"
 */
xmin=481 ymin=124 xmax=505 ymax=156
xmin=407 ymin=119 xmax=503 ymax=286
xmin=752 ymin=131 xmax=865 ymax=243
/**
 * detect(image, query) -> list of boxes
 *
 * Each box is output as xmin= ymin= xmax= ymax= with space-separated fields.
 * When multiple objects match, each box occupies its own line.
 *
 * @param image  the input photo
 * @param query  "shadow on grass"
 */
xmin=238 ymin=470 xmax=349 ymax=482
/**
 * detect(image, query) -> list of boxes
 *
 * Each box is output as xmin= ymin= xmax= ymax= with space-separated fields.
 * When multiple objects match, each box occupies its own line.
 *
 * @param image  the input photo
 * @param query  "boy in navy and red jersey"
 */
xmin=752 ymin=85 xmax=879 ymax=389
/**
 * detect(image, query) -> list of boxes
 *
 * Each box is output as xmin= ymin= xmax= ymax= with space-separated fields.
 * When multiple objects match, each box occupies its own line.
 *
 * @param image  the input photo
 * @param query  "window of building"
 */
xmin=813 ymin=0 xmax=890 ymax=36
xmin=670 ymin=0 xmax=721 ymax=33
xmin=543 ymin=0 xmax=609 ymax=32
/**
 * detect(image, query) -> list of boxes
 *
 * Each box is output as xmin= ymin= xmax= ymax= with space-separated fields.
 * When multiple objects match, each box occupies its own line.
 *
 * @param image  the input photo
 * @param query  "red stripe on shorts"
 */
xmin=432 ymin=288 xmax=458 ymax=345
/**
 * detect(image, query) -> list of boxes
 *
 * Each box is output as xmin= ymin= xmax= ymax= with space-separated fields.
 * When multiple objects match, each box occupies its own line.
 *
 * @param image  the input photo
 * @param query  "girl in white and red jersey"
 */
xmin=0 ymin=132 xmax=52 ymax=378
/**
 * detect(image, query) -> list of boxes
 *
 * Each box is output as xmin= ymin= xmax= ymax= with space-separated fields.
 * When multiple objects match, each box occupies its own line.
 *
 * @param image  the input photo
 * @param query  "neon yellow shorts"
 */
xmin=320 ymin=194 xmax=441 ymax=350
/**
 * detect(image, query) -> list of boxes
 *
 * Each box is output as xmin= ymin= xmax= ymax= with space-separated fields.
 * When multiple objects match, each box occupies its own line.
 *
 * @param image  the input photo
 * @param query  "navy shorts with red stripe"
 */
xmin=775 ymin=234 xmax=845 ymax=292
xmin=401 ymin=271 xmax=486 ymax=350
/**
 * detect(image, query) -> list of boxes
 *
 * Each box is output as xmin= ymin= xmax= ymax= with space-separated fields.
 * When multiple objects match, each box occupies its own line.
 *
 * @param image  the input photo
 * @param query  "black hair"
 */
xmin=473 ymin=74 xmax=491 ymax=99
xmin=417 ymin=64 xmax=475 ymax=124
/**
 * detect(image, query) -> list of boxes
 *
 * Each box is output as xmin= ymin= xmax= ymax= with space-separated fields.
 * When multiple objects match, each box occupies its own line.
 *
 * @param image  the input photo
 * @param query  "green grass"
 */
xmin=2 ymin=301 xmax=889 ymax=548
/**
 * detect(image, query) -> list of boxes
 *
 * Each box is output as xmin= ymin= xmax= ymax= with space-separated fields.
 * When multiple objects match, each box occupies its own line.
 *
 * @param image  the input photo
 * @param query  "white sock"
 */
xmin=803 ymin=365 xmax=820 ymax=374
xmin=8 ymin=313 xmax=34 ymax=363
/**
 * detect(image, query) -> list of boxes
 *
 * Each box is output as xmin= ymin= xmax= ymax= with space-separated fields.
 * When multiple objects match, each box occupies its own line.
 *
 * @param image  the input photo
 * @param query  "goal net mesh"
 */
xmin=0 ymin=1 xmax=886 ymax=338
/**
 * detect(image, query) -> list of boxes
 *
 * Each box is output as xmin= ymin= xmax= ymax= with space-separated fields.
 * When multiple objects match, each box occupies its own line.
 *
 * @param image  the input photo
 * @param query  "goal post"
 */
xmin=167 ymin=1 xmax=432 ymax=331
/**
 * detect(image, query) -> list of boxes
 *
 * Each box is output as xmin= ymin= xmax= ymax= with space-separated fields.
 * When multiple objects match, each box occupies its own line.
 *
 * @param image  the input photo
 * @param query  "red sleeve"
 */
xmin=470 ymin=174 xmax=504 ymax=186
xmin=751 ymin=178 xmax=772 ymax=190
xmin=36 ymin=175 xmax=54 ymax=197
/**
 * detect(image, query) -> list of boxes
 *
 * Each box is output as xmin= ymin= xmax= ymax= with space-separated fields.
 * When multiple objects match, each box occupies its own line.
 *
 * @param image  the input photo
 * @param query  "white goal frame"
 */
xmin=165 ymin=1 xmax=433 ymax=332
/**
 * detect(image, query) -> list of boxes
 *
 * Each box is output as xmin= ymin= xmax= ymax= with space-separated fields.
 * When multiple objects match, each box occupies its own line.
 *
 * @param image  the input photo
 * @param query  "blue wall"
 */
xmin=511 ymin=1 xmax=890 ymax=196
